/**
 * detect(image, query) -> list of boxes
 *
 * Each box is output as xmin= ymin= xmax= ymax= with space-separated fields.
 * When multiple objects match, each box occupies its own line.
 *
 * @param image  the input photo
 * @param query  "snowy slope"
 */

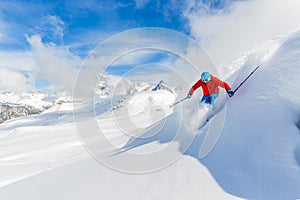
xmin=0 ymin=155 xmax=235 ymax=200
xmin=0 ymin=88 xmax=237 ymax=200
xmin=1 ymin=29 xmax=300 ymax=200
xmin=200 ymin=30 xmax=300 ymax=199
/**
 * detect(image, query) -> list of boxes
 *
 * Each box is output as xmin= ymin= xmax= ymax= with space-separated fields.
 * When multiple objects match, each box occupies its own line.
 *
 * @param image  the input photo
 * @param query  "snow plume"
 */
xmin=27 ymin=35 xmax=80 ymax=93
xmin=184 ymin=0 xmax=300 ymax=67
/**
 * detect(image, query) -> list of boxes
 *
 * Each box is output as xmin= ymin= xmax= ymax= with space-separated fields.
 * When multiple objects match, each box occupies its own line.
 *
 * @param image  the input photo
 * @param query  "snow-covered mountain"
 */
xmin=0 ymin=73 xmax=171 ymax=125
xmin=0 ymin=91 xmax=55 ymax=123
xmin=0 ymin=29 xmax=300 ymax=200
xmin=0 ymin=91 xmax=73 ymax=123
xmin=95 ymin=74 xmax=132 ymax=98
xmin=0 ymin=103 xmax=42 ymax=124
xmin=0 ymin=91 xmax=56 ymax=109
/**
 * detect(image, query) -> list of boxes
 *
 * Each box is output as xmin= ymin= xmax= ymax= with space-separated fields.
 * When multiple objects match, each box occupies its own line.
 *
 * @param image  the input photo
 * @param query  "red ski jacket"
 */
xmin=189 ymin=75 xmax=231 ymax=96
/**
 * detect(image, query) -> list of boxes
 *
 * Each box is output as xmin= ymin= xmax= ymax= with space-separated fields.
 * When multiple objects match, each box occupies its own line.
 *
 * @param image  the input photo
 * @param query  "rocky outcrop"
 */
xmin=0 ymin=104 xmax=43 ymax=124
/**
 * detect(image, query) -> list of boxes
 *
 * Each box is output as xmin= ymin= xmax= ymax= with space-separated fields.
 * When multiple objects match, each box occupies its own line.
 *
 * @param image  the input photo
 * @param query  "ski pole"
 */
xmin=169 ymin=97 xmax=188 ymax=108
xmin=233 ymin=66 xmax=260 ymax=93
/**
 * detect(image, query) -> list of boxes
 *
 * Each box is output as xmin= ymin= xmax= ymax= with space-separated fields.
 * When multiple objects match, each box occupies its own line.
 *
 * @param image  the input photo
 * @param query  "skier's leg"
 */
xmin=210 ymin=94 xmax=219 ymax=105
xmin=197 ymin=102 xmax=213 ymax=129
xmin=201 ymin=96 xmax=211 ymax=104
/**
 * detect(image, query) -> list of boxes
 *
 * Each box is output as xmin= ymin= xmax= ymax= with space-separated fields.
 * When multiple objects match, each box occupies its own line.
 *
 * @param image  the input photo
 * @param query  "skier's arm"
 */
xmin=213 ymin=76 xmax=232 ymax=91
xmin=214 ymin=76 xmax=234 ymax=97
xmin=189 ymin=79 xmax=203 ymax=95
xmin=222 ymin=81 xmax=232 ymax=91
xmin=220 ymin=80 xmax=235 ymax=97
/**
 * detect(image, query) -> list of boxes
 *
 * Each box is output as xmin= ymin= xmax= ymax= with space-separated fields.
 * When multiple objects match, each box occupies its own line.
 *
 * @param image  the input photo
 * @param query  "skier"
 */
xmin=187 ymin=72 xmax=234 ymax=105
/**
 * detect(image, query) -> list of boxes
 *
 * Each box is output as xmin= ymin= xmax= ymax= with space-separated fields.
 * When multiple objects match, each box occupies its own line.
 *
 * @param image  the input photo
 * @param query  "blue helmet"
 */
xmin=201 ymin=72 xmax=211 ymax=83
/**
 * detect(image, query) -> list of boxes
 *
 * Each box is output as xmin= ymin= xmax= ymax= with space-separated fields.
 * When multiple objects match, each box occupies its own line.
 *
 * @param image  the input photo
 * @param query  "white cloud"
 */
xmin=38 ymin=15 xmax=66 ymax=42
xmin=26 ymin=35 xmax=81 ymax=93
xmin=0 ymin=51 xmax=36 ymax=71
xmin=184 ymin=0 xmax=300 ymax=67
xmin=111 ymin=49 xmax=166 ymax=67
xmin=48 ymin=15 xmax=65 ymax=40
xmin=0 ymin=20 xmax=5 ymax=42
xmin=0 ymin=17 xmax=13 ymax=44
xmin=0 ymin=35 xmax=80 ymax=94
xmin=134 ymin=0 xmax=151 ymax=9
xmin=0 ymin=68 xmax=34 ymax=93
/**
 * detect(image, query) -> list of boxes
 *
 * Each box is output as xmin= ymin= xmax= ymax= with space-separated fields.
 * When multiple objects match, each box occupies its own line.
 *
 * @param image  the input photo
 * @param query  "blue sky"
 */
xmin=0 ymin=0 xmax=190 ymax=53
xmin=1 ymin=0 xmax=300 ymax=93
xmin=0 ymin=0 xmax=229 ymax=92
xmin=0 ymin=0 xmax=186 ymax=91
xmin=0 ymin=0 xmax=240 ymax=54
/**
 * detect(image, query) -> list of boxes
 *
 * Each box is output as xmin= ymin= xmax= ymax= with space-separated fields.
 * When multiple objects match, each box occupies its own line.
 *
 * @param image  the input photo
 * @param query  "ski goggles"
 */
xmin=202 ymin=78 xmax=210 ymax=83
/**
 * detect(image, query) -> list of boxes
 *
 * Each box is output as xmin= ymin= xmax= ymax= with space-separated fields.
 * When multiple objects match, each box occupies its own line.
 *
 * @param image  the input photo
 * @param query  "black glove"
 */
xmin=227 ymin=90 xmax=234 ymax=97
